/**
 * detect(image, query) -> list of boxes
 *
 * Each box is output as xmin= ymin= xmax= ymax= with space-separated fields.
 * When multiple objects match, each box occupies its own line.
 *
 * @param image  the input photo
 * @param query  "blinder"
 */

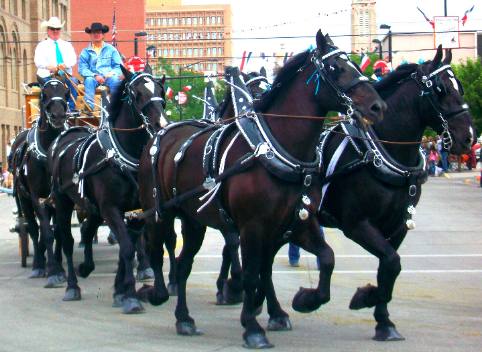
xmin=123 ymin=73 xmax=167 ymax=136
xmin=412 ymin=64 xmax=469 ymax=150
xmin=310 ymin=48 xmax=369 ymax=118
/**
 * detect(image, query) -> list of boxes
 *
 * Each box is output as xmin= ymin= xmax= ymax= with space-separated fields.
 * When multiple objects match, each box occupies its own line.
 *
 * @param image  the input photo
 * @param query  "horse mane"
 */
xmin=107 ymin=78 xmax=128 ymax=120
xmin=373 ymin=63 xmax=418 ymax=99
xmin=254 ymin=50 xmax=311 ymax=111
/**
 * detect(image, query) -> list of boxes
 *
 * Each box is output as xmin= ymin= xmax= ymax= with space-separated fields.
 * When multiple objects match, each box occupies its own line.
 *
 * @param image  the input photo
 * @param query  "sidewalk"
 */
xmin=438 ymin=168 xmax=481 ymax=186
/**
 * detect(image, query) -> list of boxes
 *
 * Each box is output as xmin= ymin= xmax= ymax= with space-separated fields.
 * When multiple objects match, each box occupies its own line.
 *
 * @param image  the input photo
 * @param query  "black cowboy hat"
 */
xmin=85 ymin=22 xmax=109 ymax=34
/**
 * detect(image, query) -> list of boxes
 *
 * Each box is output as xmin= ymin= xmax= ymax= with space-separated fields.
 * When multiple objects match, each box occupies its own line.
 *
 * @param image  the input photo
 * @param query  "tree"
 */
xmin=349 ymin=52 xmax=380 ymax=79
xmin=152 ymin=58 xmax=226 ymax=122
xmin=452 ymin=58 xmax=482 ymax=134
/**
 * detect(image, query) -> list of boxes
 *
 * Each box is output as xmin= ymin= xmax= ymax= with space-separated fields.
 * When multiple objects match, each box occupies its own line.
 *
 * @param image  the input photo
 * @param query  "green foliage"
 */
xmin=151 ymin=58 xmax=225 ymax=121
xmin=349 ymin=52 xmax=380 ymax=79
xmin=452 ymin=58 xmax=482 ymax=134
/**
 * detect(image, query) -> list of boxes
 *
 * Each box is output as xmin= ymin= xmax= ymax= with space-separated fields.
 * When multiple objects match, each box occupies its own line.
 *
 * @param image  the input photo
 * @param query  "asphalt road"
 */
xmin=0 ymin=171 xmax=481 ymax=352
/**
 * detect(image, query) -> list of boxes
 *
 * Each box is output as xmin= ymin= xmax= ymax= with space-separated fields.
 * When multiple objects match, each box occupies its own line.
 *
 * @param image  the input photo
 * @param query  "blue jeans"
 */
xmin=83 ymin=75 xmax=122 ymax=109
xmin=440 ymin=151 xmax=449 ymax=171
xmin=288 ymin=227 xmax=325 ymax=266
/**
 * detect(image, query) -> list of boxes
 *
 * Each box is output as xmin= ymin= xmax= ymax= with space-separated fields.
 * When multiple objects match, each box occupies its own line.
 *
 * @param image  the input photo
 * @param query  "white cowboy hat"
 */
xmin=41 ymin=17 xmax=65 ymax=29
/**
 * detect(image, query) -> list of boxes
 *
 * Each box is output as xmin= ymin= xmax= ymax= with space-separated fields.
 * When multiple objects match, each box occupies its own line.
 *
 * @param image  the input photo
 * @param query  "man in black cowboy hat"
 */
xmin=79 ymin=22 xmax=122 ymax=110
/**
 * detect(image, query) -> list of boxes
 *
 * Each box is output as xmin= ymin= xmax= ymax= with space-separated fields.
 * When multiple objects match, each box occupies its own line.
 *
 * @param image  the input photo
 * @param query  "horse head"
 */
xmin=37 ymin=76 xmax=69 ymax=129
xmin=120 ymin=64 xmax=168 ymax=135
xmin=312 ymin=31 xmax=386 ymax=124
xmin=415 ymin=45 xmax=474 ymax=154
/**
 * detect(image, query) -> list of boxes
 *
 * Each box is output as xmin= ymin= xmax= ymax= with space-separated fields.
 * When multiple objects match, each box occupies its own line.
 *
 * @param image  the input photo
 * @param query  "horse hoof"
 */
xmin=292 ymin=287 xmax=326 ymax=313
xmin=167 ymin=282 xmax=178 ymax=296
xmin=349 ymin=284 xmax=378 ymax=310
xmin=243 ymin=333 xmax=274 ymax=349
xmin=112 ymin=293 xmax=125 ymax=308
xmin=176 ymin=321 xmax=203 ymax=336
xmin=222 ymin=280 xmax=243 ymax=305
xmin=44 ymin=274 xmax=66 ymax=288
xmin=122 ymin=297 xmax=145 ymax=314
xmin=136 ymin=268 xmax=154 ymax=282
xmin=373 ymin=326 xmax=405 ymax=341
xmin=77 ymin=263 xmax=95 ymax=278
xmin=216 ymin=292 xmax=227 ymax=305
xmin=267 ymin=317 xmax=292 ymax=331
xmin=29 ymin=268 xmax=46 ymax=278
xmin=63 ymin=287 xmax=81 ymax=301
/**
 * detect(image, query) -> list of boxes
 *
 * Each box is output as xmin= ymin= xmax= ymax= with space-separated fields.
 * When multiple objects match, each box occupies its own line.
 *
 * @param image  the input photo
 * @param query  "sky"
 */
xmin=183 ymin=0 xmax=481 ymax=67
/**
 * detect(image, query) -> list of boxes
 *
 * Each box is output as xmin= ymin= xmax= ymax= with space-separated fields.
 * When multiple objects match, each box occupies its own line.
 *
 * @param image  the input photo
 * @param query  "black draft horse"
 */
xmin=316 ymin=46 xmax=474 ymax=340
xmin=48 ymin=65 xmax=167 ymax=312
xmin=10 ymin=78 xmax=69 ymax=284
xmin=138 ymin=31 xmax=385 ymax=348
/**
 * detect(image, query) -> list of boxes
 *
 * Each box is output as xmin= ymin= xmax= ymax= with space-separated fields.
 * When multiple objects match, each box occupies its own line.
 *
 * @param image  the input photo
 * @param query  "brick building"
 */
xmin=70 ymin=0 xmax=146 ymax=62
xmin=145 ymin=0 xmax=232 ymax=74
xmin=0 ymin=0 xmax=70 ymax=165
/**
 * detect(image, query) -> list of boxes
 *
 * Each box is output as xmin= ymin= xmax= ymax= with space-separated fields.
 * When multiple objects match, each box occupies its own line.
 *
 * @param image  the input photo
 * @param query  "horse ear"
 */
xmin=143 ymin=63 xmax=153 ymax=74
xmin=443 ymin=49 xmax=452 ymax=65
xmin=260 ymin=66 xmax=267 ymax=77
xmin=161 ymin=74 xmax=166 ymax=85
xmin=316 ymin=30 xmax=328 ymax=53
xmin=120 ymin=65 xmax=133 ymax=81
xmin=324 ymin=33 xmax=335 ymax=46
xmin=433 ymin=44 xmax=443 ymax=67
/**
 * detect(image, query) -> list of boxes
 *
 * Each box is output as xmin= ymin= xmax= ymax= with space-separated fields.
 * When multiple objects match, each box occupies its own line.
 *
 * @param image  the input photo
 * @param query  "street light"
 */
xmin=134 ymin=31 xmax=147 ymax=56
xmin=380 ymin=24 xmax=392 ymax=64
xmin=372 ymin=39 xmax=382 ymax=59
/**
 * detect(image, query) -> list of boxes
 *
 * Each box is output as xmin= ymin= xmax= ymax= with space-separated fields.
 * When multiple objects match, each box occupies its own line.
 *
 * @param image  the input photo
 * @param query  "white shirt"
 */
xmin=34 ymin=38 xmax=77 ymax=78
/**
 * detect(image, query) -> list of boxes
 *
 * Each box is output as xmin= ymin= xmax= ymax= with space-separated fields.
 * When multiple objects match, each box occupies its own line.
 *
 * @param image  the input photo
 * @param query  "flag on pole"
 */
xmin=182 ymin=85 xmax=192 ymax=92
xmin=360 ymin=52 xmax=371 ymax=72
xmin=112 ymin=6 xmax=117 ymax=47
xmin=461 ymin=5 xmax=475 ymax=26
xmin=166 ymin=87 xmax=174 ymax=100
xmin=239 ymin=50 xmax=247 ymax=72
xmin=246 ymin=52 xmax=252 ymax=64
xmin=416 ymin=6 xmax=435 ymax=29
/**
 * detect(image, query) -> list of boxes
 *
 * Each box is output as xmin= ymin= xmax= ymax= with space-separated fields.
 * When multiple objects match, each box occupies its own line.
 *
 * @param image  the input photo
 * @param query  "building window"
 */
xmin=187 ymin=48 xmax=192 ymax=56
xmin=193 ymin=48 xmax=198 ymax=56
xmin=193 ymin=17 xmax=197 ymax=25
xmin=212 ymin=47 xmax=217 ymax=55
xmin=186 ymin=17 xmax=191 ymax=25
xmin=217 ymin=16 xmax=221 ymax=24
xmin=42 ymin=0 xmax=49 ymax=19
xmin=0 ymin=1 xmax=4 ymax=9
xmin=168 ymin=18 xmax=173 ymax=25
xmin=52 ymin=0 xmax=59 ymax=17
xmin=0 ymin=26 xmax=6 ymax=89
xmin=199 ymin=17 xmax=203 ymax=25
xmin=163 ymin=49 xmax=168 ymax=56
xmin=21 ymin=0 xmax=26 ymax=19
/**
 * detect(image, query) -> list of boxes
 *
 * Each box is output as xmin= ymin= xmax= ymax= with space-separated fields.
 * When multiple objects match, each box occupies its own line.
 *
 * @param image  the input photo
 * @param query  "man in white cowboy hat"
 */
xmin=79 ymin=22 xmax=123 ymax=111
xmin=34 ymin=16 xmax=78 ymax=110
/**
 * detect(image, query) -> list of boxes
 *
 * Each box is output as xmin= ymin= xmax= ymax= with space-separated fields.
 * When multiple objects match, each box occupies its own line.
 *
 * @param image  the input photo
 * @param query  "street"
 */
xmin=0 ymin=170 xmax=481 ymax=352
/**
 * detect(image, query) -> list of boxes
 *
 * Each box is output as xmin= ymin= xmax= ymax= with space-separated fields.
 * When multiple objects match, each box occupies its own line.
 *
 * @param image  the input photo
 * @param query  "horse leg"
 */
xmin=239 ymin=224 xmax=273 ymax=349
xmin=216 ymin=243 xmax=232 ymax=304
xmin=54 ymin=194 xmax=81 ymax=301
xmin=102 ymin=208 xmax=143 ymax=314
xmin=136 ymin=219 xmax=170 ymax=306
xmin=346 ymin=220 xmax=404 ymax=341
xmin=292 ymin=223 xmax=335 ymax=313
xmin=34 ymin=196 xmax=65 ymax=288
xmin=221 ymin=231 xmax=243 ymax=305
xmin=164 ymin=218 xmax=178 ymax=296
xmin=174 ymin=217 xmax=206 ymax=336
xmin=78 ymin=214 xmax=103 ymax=278
xmin=19 ymin=195 xmax=45 ymax=278
xmin=135 ymin=231 xmax=154 ymax=281
xmin=263 ymin=248 xmax=292 ymax=332
xmin=51 ymin=209 xmax=63 ymax=272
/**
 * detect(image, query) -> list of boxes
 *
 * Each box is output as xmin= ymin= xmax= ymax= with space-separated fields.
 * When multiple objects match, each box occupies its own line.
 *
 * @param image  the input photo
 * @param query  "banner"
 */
xmin=434 ymin=16 xmax=460 ymax=49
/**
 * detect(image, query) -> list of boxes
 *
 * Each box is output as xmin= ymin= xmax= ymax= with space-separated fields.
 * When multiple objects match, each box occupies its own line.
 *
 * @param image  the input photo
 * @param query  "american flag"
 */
xmin=112 ymin=7 xmax=117 ymax=47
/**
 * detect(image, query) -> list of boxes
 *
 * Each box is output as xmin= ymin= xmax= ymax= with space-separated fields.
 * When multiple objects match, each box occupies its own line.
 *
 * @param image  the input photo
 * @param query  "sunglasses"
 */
xmin=48 ymin=27 xmax=61 ymax=31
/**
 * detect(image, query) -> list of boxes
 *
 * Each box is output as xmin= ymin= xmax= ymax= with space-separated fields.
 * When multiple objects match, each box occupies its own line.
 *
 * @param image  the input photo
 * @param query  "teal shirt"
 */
xmin=79 ymin=42 xmax=122 ymax=78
